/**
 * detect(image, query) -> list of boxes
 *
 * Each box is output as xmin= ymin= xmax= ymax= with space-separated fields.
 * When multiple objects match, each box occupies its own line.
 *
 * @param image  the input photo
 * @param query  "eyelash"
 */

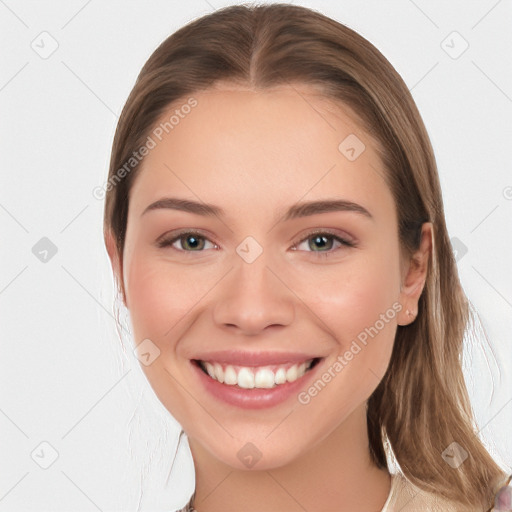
xmin=156 ymin=229 xmax=356 ymax=257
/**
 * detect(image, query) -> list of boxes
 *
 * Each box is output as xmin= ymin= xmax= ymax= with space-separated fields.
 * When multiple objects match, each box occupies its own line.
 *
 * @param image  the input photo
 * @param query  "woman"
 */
xmin=103 ymin=4 xmax=511 ymax=511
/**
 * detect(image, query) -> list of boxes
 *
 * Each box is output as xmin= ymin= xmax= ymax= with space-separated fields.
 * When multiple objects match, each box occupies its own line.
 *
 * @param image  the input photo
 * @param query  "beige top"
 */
xmin=174 ymin=472 xmax=511 ymax=512
xmin=382 ymin=472 xmax=480 ymax=511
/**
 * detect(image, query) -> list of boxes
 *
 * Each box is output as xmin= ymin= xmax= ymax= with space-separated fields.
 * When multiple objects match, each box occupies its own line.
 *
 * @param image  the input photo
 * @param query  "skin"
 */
xmin=106 ymin=83 xmax=432 ymax=511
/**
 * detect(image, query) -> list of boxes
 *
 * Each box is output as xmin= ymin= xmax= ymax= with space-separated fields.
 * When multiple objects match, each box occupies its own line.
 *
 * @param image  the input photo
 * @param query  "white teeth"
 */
xmin=254 ymin=368 xmax=275 ymax=389
xmin=223 ymin=365 xmax=238 ymax=385
xmin=274 ymin=367 xmax=287 ymax=385
xmin=237 ymin=367 xmax=255 ymax=389
xmin=286 ymin=365 xmax=298 ymax=382
xmin=199 ymin=359 xmax=316 ymax=389
xmin=213 ymin=363 xmax=224 ymax=383
xmin=204 ymin=361 xmax=215 ymax=379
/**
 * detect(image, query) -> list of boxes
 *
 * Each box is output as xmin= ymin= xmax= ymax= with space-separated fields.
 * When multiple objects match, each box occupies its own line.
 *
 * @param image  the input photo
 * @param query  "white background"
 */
xmin=1 ymin=0 xmax=511 ymax=510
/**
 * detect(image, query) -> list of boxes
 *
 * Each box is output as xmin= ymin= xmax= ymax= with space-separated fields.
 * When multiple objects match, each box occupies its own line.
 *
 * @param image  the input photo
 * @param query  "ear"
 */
xmin=397 ymin=222 xmax=432 ymax=326
xmin=105 ymin=229 xmax=128 ymax=308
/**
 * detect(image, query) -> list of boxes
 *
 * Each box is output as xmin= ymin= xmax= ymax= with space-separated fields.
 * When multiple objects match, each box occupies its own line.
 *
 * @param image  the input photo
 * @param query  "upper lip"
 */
xmin=191 ymin=350 xmax=323 ymax=367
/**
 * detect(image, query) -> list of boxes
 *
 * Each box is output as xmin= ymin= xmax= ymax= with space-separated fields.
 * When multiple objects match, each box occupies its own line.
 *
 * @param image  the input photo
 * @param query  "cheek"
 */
xmin=124 ymin=251 xmax=210 ymax=420
xmin=290 ymin=257 xmax=401 ymax=426
xmin=296 ymin=252 xmax=401 ymax=341
xmin=292 ymin=248 xmax=402 ymax=400
xmin=124 ymin=251 xmax=206 ymax=343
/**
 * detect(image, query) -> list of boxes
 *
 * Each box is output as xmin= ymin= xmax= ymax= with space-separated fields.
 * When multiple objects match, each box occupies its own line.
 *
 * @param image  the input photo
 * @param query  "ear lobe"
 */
xmin=104 ymin=229 xmax=128 ymax=308
xmin=397 ymin=222 xmax=433 ymax=326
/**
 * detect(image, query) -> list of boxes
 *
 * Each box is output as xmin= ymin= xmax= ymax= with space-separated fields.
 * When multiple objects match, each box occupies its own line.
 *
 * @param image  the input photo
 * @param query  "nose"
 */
xmin=212 ymin=255 xmax=295 ymax=336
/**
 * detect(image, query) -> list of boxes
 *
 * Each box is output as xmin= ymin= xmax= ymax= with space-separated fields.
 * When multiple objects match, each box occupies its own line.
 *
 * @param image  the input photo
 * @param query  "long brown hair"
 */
xmin=103 ymin=3 xmax=508 ymax=508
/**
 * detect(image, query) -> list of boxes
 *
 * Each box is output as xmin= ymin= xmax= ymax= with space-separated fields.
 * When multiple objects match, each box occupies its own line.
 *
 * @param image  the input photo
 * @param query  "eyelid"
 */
xmin=156 ymin=228 xmax=217 ymax=250
xmin=156 ymin=228 xmax=206 ymax=244
xmin=292 ymin=228 xmax=356 ymax=247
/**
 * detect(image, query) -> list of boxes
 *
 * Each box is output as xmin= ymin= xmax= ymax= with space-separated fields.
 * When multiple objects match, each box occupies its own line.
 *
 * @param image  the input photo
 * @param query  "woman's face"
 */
xmin=119 ymin=83 xmax=411 ymax=470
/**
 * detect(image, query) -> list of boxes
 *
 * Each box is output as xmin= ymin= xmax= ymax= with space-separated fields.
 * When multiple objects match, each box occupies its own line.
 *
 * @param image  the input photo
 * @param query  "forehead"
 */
xmin=128 ymin=84 xmax=395 ymax=226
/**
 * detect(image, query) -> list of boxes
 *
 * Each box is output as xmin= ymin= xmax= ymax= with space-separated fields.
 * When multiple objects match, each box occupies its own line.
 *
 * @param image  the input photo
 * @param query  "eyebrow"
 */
xmin=141 ymin=197 xmax=373 ymax=221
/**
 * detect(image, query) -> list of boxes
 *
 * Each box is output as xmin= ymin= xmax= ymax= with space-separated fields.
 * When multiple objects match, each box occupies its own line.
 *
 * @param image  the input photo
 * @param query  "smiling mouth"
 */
xmin=192 ymin=357 xmax=322 ymax=389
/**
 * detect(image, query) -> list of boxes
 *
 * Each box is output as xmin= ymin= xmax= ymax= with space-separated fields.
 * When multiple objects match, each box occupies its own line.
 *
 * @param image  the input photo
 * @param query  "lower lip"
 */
xmin=190 ymin=359 xmax=323 ymax=410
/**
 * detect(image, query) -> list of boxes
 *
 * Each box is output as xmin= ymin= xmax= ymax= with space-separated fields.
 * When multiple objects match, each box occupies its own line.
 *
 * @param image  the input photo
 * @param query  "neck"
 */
xmin=187 ymin=404 xmax=391 ymax=512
